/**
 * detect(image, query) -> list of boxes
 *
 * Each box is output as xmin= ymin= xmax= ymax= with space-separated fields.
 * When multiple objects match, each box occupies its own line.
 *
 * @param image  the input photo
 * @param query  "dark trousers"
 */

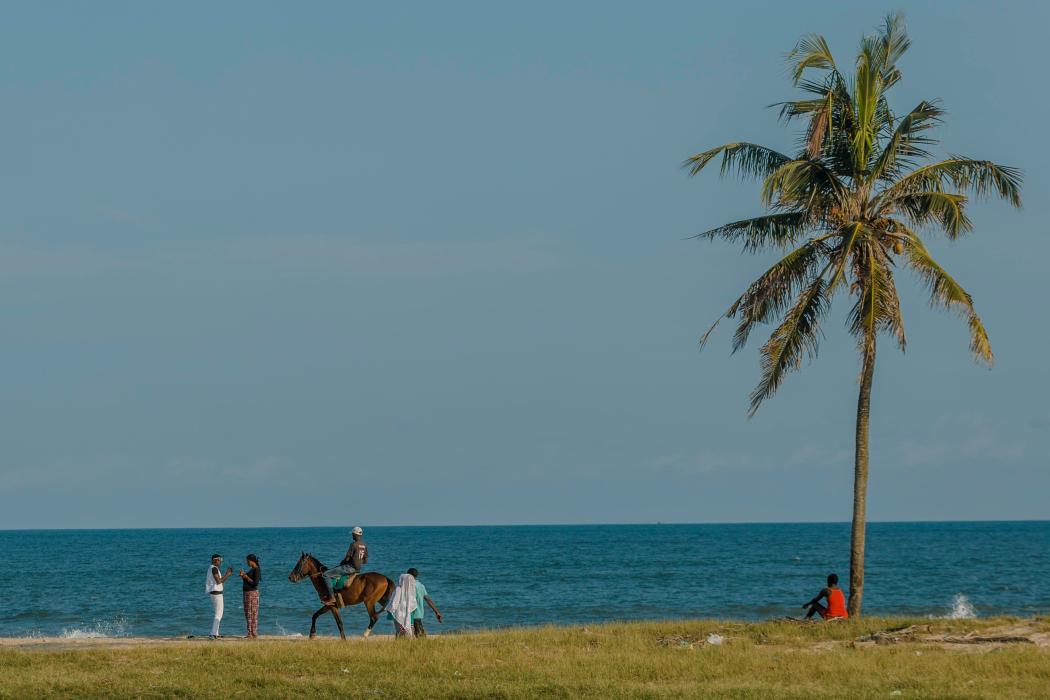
xmin=412 ymin=619 xmax=426 ymax=637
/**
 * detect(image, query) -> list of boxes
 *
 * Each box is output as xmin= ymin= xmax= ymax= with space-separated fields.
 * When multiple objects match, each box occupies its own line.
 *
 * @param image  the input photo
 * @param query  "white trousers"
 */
xmin=210 ymin=594 xmax=224 ymax=636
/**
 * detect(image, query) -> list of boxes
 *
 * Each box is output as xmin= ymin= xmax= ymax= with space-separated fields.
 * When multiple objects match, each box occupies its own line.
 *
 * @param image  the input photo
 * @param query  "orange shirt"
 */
xmin=823 ymin=588 xmax=848 ymax=619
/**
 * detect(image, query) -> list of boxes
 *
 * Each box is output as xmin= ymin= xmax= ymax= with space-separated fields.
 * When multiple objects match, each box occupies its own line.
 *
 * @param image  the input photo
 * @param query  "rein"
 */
xmin=291 ymin=554 xmax=326 ymax=582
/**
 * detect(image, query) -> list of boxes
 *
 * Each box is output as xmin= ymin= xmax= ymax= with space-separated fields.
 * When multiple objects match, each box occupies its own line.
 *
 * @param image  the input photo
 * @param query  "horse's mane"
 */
xmin=303 ymin=552 xmax=327 ymax=572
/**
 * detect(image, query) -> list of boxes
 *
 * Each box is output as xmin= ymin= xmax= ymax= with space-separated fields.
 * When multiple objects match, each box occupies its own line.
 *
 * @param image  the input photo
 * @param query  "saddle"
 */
xmin=333 ymin=573 xmax=357 ymax=591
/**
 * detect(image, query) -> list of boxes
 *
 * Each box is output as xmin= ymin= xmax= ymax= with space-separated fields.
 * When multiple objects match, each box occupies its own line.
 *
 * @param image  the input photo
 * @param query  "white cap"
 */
xmin=351 ymin=526 xmax=363 ymax=535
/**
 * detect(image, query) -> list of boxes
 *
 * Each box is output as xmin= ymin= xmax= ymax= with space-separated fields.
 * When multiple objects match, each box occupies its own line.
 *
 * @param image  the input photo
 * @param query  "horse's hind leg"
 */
xmin=363 ymin=599 xmax=379 ymax=638
xmin=310 ymin=605 xmax=330 ymax=639
xmin=331 ymin=607 xmax=346 ymax=641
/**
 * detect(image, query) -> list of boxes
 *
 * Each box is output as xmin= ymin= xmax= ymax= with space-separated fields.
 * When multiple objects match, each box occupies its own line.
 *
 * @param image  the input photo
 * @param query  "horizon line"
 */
xmin=2 ymin=517 xmax=1048 ymax=533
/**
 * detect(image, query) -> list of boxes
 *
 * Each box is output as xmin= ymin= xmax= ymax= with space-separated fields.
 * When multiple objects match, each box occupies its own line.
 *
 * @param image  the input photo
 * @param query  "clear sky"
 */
xmin=2 ymin=1 xmax=1047 ymax=529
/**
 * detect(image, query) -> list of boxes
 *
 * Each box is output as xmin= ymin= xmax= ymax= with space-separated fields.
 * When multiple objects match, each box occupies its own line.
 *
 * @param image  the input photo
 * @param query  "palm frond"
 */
xmin=748 ymin=275 xmax=830 ymax=415
xmin=852 ymin=45 xmax=884 ymax=174
xmin=886 ymin=157 xmax=1023 ymax=207
xmin=847 ymin=244 xmax=875 ymax=344
xmin=777 ymin=71 xmax=858 ymax=178
xmin=902 ymin=231 xmax=993 ymax=364
xmin=885 ymin=190 xmax=972 ymax=239
xmin=698 ymin=240 xmax=828 ymax=352
xmin=878 ymin=11 xmax=910 ymax=87
xmin=761 ymin=159 xmax=846 ymax=210
xmin=688 ymin=212 xmax=809 ymax=252
xmin=794 ymin=77 xmax=842 ymax=97
xmin=846 ymin=243 xmax=904 ymax=352
xmin=875 ymin=95 xmax=895 ymax=135
xmin=869 ymin=100 xmax=942 ymax=182
xmin=805 ymin=92 xmax=832 ymax=158
xmin=729 ymin=243 xmax=830 ymax=353
xmin=774 ymin=97 xmax=829 ymax=120
xmin=877 ymin=254 xmax=907 ymax=350
xmin=683 ymin=142 xmax=791 ymax=180
xmin=826 ymin=221 xmax=866 ymax=293
xmin=787 ymin=34 xmax=837 ymax=85
xmin=775 ymin=72 xmax=851 ymax=118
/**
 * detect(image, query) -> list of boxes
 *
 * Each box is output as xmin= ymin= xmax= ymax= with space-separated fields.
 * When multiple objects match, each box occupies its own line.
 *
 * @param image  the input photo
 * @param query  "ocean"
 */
xmin=1 ymin=522 xmax=1047 ymax=638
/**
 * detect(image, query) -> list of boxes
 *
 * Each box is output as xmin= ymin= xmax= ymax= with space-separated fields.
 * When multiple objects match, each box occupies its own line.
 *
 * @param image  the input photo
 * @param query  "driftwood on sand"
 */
xmin=936 ymin=633 xmax=1034 ymax=645
xmin=857 ymin=624 xmax=1036 ymax=646
xmin=856 ymin=624 xmax=931 ymax=644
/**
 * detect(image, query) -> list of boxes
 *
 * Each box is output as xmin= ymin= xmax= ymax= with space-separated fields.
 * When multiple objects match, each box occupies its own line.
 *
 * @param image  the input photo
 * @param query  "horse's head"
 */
xmin=288 ymin=551 xmax=320 ymax=583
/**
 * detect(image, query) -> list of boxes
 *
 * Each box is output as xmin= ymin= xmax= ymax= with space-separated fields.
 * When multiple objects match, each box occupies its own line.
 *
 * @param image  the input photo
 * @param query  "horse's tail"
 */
xmin=378 ymin=576 xmax=395 ymax=611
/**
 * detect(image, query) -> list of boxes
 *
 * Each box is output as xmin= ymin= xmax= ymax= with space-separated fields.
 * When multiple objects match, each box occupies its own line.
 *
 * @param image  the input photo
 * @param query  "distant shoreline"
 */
xmin=5 ymin=613 xmax=1050 ymax=649
xmin=3 ymin=518 xmax=1049 ymax=533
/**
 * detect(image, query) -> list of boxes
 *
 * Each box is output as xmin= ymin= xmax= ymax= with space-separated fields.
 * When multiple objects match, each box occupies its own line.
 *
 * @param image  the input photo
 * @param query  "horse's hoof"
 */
xmin=363 ymin=628 xmax=372 ymax=639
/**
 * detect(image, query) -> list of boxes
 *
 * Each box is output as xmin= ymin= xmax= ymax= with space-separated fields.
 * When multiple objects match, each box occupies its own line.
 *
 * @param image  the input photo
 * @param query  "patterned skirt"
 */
xmin=243 ymin=590 xmax=260 ymax=638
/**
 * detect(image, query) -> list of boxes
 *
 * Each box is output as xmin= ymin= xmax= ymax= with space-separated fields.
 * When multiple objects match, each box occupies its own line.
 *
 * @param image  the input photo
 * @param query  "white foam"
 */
xmin=60 ymin=617 xmax=129 ymax=639
xmin=947 ymin=593 xmax=976 ymax=619
xmin=61 ymin=628 xmax=107 ymax=639
xmin=274 ymin=620 xmax=303 ymax=637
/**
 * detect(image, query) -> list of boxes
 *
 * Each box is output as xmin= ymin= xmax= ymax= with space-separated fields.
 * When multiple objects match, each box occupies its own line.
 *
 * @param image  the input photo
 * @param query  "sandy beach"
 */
xmin=0 ymin=632 xmax=402 ymax=652
xmin=5 ymin=617 xmax=1048 ymax=652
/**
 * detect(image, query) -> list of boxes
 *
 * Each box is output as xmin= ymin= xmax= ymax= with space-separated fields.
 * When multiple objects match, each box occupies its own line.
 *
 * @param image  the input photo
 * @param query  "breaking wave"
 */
xmin=274 ymin=619 xmax=303 ymax=637
xmin=947 ymin=593 xmax=976 ymax=619
xmin=60 ymin=616 xmax=129 ymax=639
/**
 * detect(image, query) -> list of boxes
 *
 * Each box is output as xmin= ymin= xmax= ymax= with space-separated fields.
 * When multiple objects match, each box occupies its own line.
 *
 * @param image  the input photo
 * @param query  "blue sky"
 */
xmin=1 ymin=1 xmax=1047 ymax=528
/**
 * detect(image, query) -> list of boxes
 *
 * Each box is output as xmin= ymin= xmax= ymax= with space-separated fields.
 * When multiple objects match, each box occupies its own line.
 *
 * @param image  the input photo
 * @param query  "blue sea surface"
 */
xmin=1 ymin=522 xmax=1047 ymax=638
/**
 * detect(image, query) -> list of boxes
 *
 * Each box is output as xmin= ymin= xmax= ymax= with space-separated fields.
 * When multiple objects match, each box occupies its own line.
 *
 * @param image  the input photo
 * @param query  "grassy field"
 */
xmin=2 ymin=617 xmax=1049 ymax=699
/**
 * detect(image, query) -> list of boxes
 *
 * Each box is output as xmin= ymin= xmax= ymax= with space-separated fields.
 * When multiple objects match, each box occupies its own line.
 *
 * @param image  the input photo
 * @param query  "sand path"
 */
xmin=0 ymin=634 xmax=397 ymax=652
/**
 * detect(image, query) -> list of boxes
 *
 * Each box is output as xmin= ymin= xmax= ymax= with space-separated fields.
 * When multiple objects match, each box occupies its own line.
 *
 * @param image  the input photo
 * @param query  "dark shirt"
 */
xmin=242 ymin=567 xmax=261 ymax=592
xmin=342 ymin=541 xmax=368 ymax=570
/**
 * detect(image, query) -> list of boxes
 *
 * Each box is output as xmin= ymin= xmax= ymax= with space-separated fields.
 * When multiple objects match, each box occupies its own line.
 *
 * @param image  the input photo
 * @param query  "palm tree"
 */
xmin=685 ymin=13 xmax=1021 ymax=616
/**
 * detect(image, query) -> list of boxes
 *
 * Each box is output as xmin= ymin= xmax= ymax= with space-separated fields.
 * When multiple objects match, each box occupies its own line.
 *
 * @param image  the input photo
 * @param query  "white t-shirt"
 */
xmin=205 ymin=565 xmax=223 ymax=594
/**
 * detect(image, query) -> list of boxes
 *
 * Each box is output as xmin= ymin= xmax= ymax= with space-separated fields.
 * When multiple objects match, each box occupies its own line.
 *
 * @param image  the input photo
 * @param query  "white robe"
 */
xmin=387 ymin=573 xmax=418 ymax=635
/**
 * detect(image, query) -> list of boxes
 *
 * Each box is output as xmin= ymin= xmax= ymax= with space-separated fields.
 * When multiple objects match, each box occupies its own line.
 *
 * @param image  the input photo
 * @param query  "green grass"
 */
xmin=3 ymin=618 xmax=1049 ymax=699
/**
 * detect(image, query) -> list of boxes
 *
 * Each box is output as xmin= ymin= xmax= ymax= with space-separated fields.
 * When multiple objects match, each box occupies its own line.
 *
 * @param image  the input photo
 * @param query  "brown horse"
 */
xmin=287 ymin=552 xmax=394 ymax=639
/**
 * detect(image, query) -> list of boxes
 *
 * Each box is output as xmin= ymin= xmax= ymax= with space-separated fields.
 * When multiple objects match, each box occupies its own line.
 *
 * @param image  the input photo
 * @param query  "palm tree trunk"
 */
xmin=848 ymin=339 xmax=876 ymax=617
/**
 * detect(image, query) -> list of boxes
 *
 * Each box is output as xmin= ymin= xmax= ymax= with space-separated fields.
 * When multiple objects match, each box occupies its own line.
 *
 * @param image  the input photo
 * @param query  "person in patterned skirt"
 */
xmin=239 ymin=554 xmax=262 ymax=638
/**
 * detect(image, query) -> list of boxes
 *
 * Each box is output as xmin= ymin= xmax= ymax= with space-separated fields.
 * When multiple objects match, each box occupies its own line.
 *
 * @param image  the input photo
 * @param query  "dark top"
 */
xmin=242 ymin=567 xmax=261 ymax=592
xmin=342 ymin=541 xmax=368 ymax=570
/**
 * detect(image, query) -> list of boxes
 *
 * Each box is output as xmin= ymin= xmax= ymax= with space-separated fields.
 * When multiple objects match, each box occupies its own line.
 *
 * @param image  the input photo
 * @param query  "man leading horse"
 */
xmin=321 ymin=526 xmax=368 ymax=606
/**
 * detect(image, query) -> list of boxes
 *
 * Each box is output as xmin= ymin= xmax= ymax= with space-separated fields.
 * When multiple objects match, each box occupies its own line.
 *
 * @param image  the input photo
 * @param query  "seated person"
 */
xmin=802 ymin=573 xmax=849 ymax=620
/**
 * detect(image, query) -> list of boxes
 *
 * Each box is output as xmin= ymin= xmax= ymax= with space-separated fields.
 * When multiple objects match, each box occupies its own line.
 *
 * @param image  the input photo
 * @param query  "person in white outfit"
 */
xmin=205 ymin=553 xmax=233 ymax=639
xmin=386 ymin=572 xmax=418 ymax=638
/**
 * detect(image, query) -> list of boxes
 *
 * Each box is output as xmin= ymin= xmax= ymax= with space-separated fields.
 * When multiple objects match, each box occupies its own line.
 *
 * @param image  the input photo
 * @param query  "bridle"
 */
xmin=290 ymin=553 xmax=325 ymax=583
xmin=290 ymin=553 xmax=311 ymax=582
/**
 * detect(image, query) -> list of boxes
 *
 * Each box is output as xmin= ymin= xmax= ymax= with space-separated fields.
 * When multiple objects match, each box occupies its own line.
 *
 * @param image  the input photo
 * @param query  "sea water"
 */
xmin=1 ymin=522 xmax=1047 ymax=638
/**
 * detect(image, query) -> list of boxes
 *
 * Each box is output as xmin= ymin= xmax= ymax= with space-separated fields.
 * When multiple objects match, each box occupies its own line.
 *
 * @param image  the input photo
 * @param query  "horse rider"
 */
xmin=321 ymin=526 xmax=368 ymax=605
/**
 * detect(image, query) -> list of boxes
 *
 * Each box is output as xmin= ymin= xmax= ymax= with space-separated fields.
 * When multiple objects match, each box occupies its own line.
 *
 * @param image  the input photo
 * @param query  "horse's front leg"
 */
xmin=331 ymin=607 xmax=346 ymax=640
xmin=310 ymin=605 xmax=330 ymax=639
